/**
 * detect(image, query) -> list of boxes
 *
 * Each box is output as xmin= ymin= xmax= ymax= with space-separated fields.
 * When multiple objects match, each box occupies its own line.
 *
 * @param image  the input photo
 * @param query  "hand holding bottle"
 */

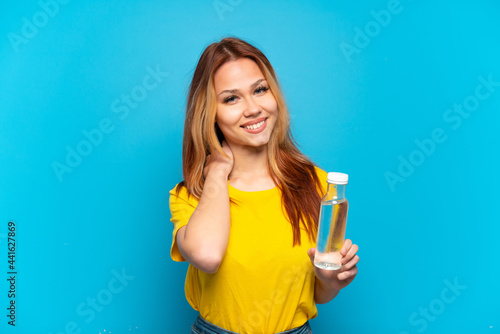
xmin=307 ymin=240 xmax=359 ymax=291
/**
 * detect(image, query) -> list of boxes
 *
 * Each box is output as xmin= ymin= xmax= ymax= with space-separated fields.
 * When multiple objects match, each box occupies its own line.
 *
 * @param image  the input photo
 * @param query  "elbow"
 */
xmin=190 ymin=249 xmax=224 ymax=274
xmin=177 ymin=229 xmax=226 ymax=274
xmin=314 ymin=297 xmax=330 ymax=305
xmin=314 ymin=292 xmax=327 ymax=304
xmin=199 ymin=257 xmax=222 ymax=274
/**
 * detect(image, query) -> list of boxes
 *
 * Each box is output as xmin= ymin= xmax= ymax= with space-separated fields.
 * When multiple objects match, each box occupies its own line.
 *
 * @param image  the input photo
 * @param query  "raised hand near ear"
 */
xmin=204 ymin=140 xmax=234 ymax=180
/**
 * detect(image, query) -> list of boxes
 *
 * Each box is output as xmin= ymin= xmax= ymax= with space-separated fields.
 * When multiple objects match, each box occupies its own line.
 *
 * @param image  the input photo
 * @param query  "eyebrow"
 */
xmin=217 ymin=78 xmax=267 ymax=96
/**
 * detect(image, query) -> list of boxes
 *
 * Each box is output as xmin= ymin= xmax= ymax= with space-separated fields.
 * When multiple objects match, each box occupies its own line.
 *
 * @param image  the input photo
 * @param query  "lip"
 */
xmin=241 ymin=117 xmax=268 ymax=134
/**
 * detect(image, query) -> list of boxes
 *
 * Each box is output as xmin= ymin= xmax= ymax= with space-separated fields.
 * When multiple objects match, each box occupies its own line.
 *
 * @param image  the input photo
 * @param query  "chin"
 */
xmin=247 ymin=139 xmax=271 ymax=148
xmin=227 ymin=131 xmax=273 ymax=149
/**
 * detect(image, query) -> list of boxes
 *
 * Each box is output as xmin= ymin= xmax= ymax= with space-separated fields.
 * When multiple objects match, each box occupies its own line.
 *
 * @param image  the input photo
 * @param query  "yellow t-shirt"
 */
xmin=169 ymin=168 xmax=328 ymax=334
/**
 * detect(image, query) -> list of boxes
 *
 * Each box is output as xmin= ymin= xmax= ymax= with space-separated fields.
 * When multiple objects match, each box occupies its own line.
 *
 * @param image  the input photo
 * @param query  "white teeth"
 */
xmin=245 ymin=120 xmax=265 ymax=130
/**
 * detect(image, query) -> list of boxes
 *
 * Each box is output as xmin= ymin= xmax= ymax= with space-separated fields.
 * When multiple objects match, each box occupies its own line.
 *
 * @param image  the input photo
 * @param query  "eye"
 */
xmin=255 ymin=85 xmax=270 ymax=95
xmin=223 ymin=95 xmax=238 ymax=103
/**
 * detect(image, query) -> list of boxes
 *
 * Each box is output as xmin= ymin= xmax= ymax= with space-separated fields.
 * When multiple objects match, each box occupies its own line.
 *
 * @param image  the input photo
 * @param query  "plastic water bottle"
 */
xmin=314 ymin=172 xmax=349 ymax=270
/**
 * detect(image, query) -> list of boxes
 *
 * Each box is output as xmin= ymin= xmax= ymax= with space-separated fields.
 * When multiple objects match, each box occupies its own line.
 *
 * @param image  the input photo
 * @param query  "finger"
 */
xmin=342 ymin=255 xmax=359 ymax=270
xmin=341 ymin=243 xmax=359 ymax=264
xmin=341 ymin=239 xmax=352 ymax=256
xmin=337 ymin=266 xmax=357 ymax=280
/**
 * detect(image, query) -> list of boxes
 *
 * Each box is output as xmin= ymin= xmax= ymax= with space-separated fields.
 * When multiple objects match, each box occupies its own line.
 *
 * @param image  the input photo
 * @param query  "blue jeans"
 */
xmin=190 ymin=315 xmax=312 ymax=334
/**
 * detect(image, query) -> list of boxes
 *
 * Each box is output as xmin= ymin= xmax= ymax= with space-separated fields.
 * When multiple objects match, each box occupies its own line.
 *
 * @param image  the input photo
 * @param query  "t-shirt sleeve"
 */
xmin=314 ymin=166 xmax=329 ymax=196
xmin=169 ymin=184 xmax=198 ymax=262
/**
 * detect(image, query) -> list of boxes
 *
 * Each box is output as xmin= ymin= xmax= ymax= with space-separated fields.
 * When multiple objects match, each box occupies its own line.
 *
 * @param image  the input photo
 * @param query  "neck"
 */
xmin=228 ymin=144 xmax=275 ymax=191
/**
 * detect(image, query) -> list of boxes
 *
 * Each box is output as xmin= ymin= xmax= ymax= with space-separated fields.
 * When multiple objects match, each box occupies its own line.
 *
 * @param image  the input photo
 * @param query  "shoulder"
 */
xmin=169 ymin=183 xmax=199 ymax=208
xmin=313 ymin=166 xmax=328 ymax=195
xmin=313 ymin=166 xmax=328 ymax=180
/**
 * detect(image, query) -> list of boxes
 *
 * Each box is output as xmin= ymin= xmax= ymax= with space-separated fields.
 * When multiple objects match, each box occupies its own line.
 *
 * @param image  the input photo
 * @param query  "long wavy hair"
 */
xmin=177 ymin=37 xmax=322 ymax=246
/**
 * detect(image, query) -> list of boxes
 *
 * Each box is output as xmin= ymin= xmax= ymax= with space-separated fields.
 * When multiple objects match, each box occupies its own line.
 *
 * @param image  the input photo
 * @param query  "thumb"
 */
xmin=307 ymin=248 xmax=316 ymax=263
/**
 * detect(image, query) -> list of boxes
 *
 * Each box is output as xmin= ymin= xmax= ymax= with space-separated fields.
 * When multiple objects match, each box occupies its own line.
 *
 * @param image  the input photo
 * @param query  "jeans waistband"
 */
xmin=191 ymin=315 xmax=312 ymax=334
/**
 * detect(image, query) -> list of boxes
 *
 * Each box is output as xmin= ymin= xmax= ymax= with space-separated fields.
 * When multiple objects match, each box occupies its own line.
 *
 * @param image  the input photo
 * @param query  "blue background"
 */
xmin=1 ymin=0 xmax=499 ymax=333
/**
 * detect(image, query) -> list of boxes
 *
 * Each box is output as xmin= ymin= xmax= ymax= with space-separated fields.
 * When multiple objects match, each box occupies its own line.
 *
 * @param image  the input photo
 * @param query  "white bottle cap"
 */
xmin=327 ymin=172 xmax=348 ymax=185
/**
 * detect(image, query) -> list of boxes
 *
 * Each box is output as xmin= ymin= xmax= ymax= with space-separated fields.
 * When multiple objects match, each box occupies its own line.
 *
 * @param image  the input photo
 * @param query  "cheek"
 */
xmin=216 ymin=107 xmax=240 ymax=129
xmin=263 ymin=96 xmax=278 ymax=114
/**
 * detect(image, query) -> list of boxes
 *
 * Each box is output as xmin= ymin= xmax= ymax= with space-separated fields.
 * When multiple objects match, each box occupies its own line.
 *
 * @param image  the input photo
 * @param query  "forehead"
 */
xmin=214 ymin=58 xmax=264 ymax=92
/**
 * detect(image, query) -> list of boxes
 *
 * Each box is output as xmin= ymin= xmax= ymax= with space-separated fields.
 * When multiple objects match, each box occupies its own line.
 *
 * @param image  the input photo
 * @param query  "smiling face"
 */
xmin=213 ymin=58 xmax=278 ymax=152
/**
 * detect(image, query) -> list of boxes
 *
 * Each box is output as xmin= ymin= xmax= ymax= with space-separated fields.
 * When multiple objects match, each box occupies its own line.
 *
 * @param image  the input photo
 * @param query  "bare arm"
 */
xmin=313 ymin=275 xmax=340 ymax=304
xmin=176 ymin=142 xmax=233 ymax=274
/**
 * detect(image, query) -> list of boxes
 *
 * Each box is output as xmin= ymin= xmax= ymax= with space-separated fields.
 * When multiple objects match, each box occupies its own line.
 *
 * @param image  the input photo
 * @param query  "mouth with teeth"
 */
xmin=241 ymin=117 xmax=268 ymax=134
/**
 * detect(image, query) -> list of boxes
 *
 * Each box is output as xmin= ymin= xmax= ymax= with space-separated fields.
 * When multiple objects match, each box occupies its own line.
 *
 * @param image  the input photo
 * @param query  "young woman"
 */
xmin=169 ymin=37 xmax=359 ymax=334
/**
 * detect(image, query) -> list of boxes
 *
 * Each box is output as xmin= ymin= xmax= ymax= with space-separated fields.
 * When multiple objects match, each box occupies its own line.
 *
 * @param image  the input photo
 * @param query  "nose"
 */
xmin=243 ymin=97 xmax=262 ymax=117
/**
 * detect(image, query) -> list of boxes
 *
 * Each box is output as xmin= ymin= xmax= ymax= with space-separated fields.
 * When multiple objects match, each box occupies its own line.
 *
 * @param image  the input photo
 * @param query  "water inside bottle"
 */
xmin=314 ymin=199 xmax=348 ymax=270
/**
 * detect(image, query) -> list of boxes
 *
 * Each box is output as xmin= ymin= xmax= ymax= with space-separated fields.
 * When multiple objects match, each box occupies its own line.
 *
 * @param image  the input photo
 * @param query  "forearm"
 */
xmin=179 ymin=169 xmax=231 ymax=272
xmin=314 ymin=277 xmax=340 ymax=304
